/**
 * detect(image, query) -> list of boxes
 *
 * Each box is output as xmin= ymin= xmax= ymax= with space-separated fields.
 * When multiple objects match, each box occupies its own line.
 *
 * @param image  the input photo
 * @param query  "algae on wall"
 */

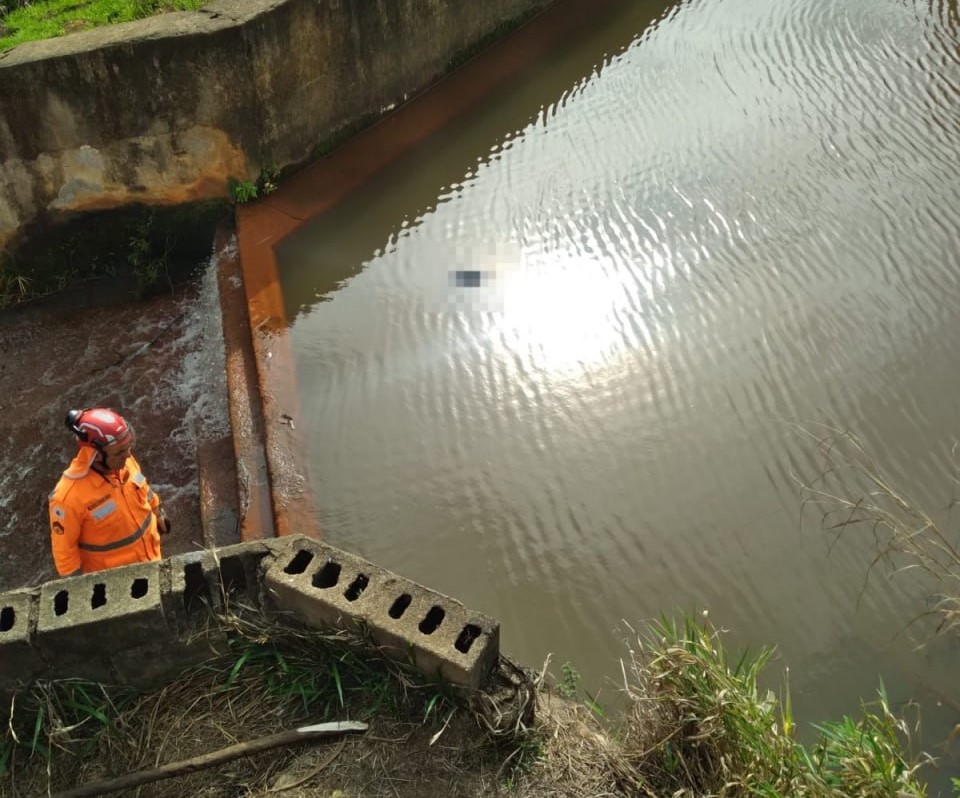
xmin=0 ymin=201 xmax=231 ymax=306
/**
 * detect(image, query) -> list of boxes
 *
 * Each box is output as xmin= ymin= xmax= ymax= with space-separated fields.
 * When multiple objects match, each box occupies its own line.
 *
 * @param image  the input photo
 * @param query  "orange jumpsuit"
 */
xmin=49 ymin=447 xmax=162 ymax=576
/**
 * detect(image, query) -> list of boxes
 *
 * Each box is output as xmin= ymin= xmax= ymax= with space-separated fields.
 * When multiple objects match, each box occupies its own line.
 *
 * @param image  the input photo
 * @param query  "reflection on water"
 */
xmin=278 ymin=0 xmax=960 ymax=787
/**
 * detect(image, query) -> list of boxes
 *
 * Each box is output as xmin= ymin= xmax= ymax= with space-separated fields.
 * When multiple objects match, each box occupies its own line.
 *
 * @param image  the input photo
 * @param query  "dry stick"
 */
xmin=41 ymin=721 xmax=368 ymax=798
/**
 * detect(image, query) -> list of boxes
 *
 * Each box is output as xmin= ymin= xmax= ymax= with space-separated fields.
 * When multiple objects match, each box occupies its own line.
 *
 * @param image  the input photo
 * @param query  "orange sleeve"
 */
xmin=49 ymin=493 xmax=84 ymax=576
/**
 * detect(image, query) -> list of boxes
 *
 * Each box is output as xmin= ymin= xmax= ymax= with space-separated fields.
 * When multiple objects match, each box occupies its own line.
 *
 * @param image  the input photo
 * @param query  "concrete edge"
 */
xmin=0 ymin=535 xmax=499 ymax=692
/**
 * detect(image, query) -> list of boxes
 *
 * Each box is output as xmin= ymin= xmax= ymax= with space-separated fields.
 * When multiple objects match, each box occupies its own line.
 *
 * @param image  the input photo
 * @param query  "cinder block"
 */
xmin=204 ymin=539 xmax=292 ymax=608
xmin=163 ymin=551 xmax=224 ymax=631
xmin=263 ymin=538 xmax=500 ymax=688
xmin=366 ymin=587 xmax=500 ymax=690
xmin=0 ymin=589 xmax=44 ymax=688
xmin=36 ymin=562 xmax=171 ymax=659
xmin=262 ymin=539 xmax=356 ymax=629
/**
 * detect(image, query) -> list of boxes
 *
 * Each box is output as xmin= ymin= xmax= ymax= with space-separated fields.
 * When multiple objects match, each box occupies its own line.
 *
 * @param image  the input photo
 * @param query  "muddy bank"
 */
xmin=0 ymin=254 xmax=234 ymax=591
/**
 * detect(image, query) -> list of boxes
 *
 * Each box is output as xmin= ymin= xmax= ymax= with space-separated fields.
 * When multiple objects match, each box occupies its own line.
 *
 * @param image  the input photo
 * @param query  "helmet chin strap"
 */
xmin=89 ymin=446 xmax=119 ymax=477
xmin=89 ymin=448 xmax=107 ymax=475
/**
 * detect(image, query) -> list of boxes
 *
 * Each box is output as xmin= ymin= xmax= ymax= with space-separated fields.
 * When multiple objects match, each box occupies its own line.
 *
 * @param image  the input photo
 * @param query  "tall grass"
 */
xmin=796 ymin=424 xmax=960 ymax=637
xmin=608 ymin=616 xmax=929 ymax=797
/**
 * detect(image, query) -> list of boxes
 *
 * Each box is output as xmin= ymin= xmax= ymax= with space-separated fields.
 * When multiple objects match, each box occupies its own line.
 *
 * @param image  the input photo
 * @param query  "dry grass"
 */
xmin=3 ymin=610 xmax=544 ymax=798
xmin=1 ymin=606 xmax=932 ymax=798
xmin=795 ymin=423 xmax=960 ymax=636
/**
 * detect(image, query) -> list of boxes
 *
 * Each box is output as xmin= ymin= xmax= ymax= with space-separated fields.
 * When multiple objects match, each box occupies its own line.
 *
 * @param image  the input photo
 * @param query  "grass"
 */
xmin=796 ymin=423 xmax=960 ymax=638
xmin=0 ymin=610 xmax=480 ymax=795
xmin=0 ymin=611 xmax=936 ymax=797
xmin=606 ymin=616 xmax=929 ymax=797
xmin=0 ymin=0 xmax=206 ymax=52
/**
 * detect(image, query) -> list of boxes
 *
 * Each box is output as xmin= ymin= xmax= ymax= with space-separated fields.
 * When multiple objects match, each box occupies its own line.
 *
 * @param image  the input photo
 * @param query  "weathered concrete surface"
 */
xmin=0 ymin=590 xmax=41 ymax=683
xmin=0 ymin=537 xmax=500 ymax=691
xmin=0 ymin=0 xmax=551 ymax=252
xmin=259 ymin=537 xmax=501 ymax=689
xmin=214 ymin=224 xmax=278 ymax=543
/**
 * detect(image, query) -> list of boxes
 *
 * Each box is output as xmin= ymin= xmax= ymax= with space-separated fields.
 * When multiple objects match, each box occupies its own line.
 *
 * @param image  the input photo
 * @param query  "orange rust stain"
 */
xmin=236 ymin=200 xmax=321 ymax=540
xmin=40 ymin=128 xmax=246 ymax=215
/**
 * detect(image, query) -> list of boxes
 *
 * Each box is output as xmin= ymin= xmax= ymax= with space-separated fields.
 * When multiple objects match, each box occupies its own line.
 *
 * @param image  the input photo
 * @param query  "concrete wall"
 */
xmin=0 ymin=0 xmax=550 ymax=252
xmin=0 ymin=536 xmax=500 ymax=692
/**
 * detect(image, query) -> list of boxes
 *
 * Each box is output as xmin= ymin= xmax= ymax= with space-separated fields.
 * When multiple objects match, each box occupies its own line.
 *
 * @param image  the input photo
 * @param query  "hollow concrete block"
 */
xmin=206 ymin=538 xmax=294 ymax=608
xmin=0 ymin=589 xmax=44 ymax=688
xmin=261 ymin=539 xmax=355 ymax=629
xmin=35 ymin=562 xmax=170 ymax=658
xmin=365 ymin=582 xmax=500 ymax=690
xmin=263 ymin=538 xmax=500 ymax=688
xmin=161 ymin=552 xmax=235 ymax=663
xmin=163 ymin=550 xmax=225 ymax=629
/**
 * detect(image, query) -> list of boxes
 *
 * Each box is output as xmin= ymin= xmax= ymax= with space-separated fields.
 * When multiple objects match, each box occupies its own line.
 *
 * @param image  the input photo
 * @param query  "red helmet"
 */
xmin=65 ymin=408 xmax=133 ymax=449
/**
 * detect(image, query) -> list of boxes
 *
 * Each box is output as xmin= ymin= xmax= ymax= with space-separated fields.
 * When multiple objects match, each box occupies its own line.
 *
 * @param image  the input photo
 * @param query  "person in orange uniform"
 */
xmin=49 ymin=408 xmax=170 ymax=577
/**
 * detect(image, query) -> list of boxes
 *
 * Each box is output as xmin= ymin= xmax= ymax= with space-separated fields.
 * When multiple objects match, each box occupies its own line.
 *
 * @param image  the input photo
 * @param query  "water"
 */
xmin=277 ymin=0 xmax=960 ymax=785
xmin=0 ymin=257 xmax=230 ymax=590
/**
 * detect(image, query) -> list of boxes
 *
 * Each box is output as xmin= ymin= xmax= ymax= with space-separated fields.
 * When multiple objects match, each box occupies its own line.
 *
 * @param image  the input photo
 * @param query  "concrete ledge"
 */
xmin=0 ymin=537 xmax=501 ymax=692
xmin=264 ymin=538 xmax=499 ymax=689
xmin=36 ymin=561 xmax=168 ymax=654
xmin=213 ymin=224 xmax=278 ymax=542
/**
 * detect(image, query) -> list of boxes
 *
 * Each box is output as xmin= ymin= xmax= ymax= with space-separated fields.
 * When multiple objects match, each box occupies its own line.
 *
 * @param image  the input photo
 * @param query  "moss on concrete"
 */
xmin=0 ymin=200 xmax=230 ymax=307
xmin=445 ymin=8 xmax=544 ymax=72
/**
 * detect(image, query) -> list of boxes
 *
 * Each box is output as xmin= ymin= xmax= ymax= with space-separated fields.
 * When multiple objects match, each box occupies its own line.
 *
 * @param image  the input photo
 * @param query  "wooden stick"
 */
xmin=43 ymin=721 xmax=368 ymax=798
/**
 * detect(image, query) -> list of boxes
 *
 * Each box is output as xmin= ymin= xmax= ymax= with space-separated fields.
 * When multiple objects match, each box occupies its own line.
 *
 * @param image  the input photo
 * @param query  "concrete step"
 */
xmin=196 ymin=434 xmax=240 ymax=549
xmin=214 ymin=221 xmax=276 ymax=541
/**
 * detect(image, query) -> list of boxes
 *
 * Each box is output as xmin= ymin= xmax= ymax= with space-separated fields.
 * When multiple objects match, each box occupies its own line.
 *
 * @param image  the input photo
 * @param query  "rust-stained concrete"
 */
xmin=214 ymin=224 xmax=276 ymax=542
xmin=0 ymin=0 xmax=552 ymax=253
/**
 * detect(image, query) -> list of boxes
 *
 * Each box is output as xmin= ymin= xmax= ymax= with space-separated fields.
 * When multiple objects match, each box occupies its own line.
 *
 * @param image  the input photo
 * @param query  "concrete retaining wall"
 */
xmin=0 ymin=536 xmax=499 ymax=692
xmin=0 ymin=0 xmax=550 ymax=252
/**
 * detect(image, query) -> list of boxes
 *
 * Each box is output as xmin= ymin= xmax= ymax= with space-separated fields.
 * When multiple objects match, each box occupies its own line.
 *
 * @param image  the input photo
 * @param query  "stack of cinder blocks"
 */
xmin=263 ymin=538 xmax=499 ymax=688
xmin=0 ymin=536 xmax=499 ymax=694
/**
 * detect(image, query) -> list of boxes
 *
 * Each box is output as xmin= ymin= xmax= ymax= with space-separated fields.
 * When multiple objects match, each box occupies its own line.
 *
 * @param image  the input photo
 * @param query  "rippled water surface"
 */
xmin=278 ymin=0 xmax=960 ymax=781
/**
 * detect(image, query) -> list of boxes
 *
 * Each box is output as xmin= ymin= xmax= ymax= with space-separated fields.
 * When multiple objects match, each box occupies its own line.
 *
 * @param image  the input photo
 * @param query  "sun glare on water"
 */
xmin=487 ymin=247 xmax=632 ymax=378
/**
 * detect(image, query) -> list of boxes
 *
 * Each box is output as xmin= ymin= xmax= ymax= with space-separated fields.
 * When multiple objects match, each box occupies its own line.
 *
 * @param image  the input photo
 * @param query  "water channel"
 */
xmin=275 ymin=0 xmax=960 ymax=782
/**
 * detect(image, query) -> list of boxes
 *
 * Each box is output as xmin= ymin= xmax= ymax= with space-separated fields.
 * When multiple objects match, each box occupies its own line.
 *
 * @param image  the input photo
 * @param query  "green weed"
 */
xmin=809 ymin=683 xmax=926 ymax=798
xmin=227 ymin=177 xmax=259 ymax=204
xmin=217 ymin=632 xmax=418 ymax=724
xmin=557 ymin=661 xmax=580 ymax=699
xmin=227 ymin=165 xmax=281 ymax=204
xmin=1 ymin=679 xmax=135 ymax=780
xmin=259 ymin=164 xmax=280 ymax=195
xmin=500 ymin=730 xmax=545 ymax=791
xmin=0 ymin=266 xmax=31 ymax=309
xmin=126 ymin=214 xmax=172 ymax=297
